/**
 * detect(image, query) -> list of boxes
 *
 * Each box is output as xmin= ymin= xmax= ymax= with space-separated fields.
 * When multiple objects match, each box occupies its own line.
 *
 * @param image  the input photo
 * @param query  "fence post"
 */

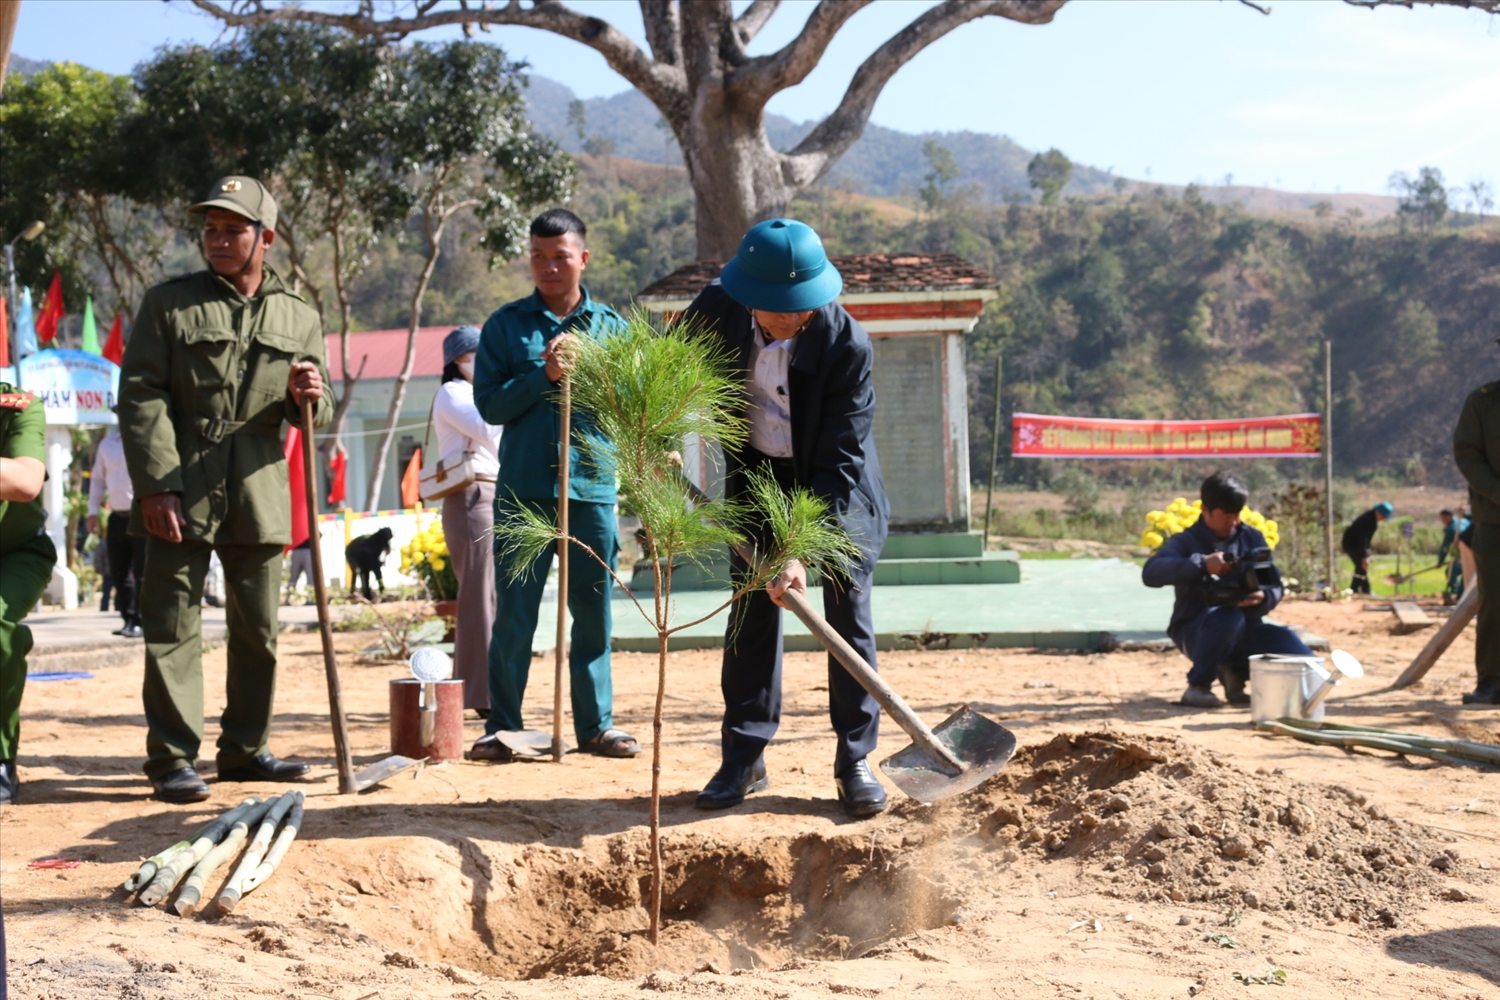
xmin=1323 ymin=340 xmax=1335 ymax=596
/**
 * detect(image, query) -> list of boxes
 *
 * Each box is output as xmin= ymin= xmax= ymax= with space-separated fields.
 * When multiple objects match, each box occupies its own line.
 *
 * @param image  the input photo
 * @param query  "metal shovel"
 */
xmin=301 ymin=401 xmax=421 ymax=792
xmin=677 ymin=473 xmax=1016 ymax=803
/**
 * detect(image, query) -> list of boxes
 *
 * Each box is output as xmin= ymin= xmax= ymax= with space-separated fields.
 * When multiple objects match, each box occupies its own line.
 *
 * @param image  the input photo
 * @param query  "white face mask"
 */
xmin=457 ymin=358 xmax=475 ymax=380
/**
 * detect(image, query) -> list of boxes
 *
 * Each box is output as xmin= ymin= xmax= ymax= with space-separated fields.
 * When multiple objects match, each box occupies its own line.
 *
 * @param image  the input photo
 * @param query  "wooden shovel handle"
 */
xmin=301 ymin=401 xmax=357 ymax=794
xmin=677 ymin=472 xmax=965 ymax=775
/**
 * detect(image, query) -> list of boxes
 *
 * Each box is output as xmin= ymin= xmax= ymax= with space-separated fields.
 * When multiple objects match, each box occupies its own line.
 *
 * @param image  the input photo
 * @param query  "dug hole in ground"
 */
xmin=2 ymin=601 xmax=1496 ymax=999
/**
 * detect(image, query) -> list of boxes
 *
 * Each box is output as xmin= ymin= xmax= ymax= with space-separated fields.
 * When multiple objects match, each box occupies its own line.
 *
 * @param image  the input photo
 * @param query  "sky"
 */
xmin=11 ymin=0 xmax=1499 ymax=198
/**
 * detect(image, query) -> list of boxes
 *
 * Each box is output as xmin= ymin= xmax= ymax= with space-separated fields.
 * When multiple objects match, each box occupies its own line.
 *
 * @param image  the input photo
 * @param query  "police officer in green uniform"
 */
xmin=0 ymin=384 xmax=55 ymax=805
xmin=119 ymin=176 xmax=334 ymax=802
xmin=1453 ymin=362 xmax=1500 ymax=707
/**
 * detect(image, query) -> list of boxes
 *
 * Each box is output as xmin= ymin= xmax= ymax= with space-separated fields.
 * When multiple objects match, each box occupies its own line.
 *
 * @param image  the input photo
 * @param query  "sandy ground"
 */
xmin=3 ymin=599 xmax=1497 ymax=1000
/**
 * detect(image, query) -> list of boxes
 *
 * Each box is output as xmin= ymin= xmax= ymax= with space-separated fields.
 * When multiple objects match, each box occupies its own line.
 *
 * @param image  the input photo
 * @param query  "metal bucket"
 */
xmin=389 ymin=678 xmax=466 ymax=762
xmin=1249 ymin=656 xmax=1328 ymax=724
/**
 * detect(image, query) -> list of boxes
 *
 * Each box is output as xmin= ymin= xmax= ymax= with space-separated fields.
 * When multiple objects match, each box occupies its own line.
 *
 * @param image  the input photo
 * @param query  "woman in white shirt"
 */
xmin=434 ymin=326 xmax=502 ymax=716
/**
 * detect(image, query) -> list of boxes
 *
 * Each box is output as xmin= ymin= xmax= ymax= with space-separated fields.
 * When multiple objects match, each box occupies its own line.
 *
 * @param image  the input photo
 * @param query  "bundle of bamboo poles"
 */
xmin=1257 ymin=719 xmax=1500 ymax=769
xmin=122 ymin=790 xmax=305 ymax=916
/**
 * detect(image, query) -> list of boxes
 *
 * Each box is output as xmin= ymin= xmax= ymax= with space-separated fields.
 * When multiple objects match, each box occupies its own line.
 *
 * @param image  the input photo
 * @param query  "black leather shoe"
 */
xmin=695 ymin=757 xmax=768 ymax=810
xmin=1462 ymin=681 xmax=1500 ymax=705
xmin=217 ymin=752 xmax=311 ymax=782
xmin=835 ymin=759 xmax=888 ymax=818
xmin=1217 ymin=664 xmax=1250 ymax=706
xmin=0 ymin=760 xmax=17 ymax=805
xmin=152 ymin=767 xmax=211 ymax=803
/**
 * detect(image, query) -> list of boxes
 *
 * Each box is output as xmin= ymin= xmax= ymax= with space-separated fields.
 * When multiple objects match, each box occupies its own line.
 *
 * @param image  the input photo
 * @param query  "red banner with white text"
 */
xmin=1011 ymin=412 xmax=1322 ymax=459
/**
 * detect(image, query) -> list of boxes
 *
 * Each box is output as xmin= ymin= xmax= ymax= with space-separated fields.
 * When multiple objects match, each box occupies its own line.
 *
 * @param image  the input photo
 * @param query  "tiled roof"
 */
xmin=637 ymin=252 xmax=997 ymax=300
xmin=324 ymin=327 xmax=451 ymax=380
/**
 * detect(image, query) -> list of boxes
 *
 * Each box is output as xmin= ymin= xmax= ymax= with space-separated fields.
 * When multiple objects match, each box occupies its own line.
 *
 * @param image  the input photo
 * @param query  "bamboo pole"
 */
xmin=137 ymin=798 xmax=261 ymax=907
xmin=215 ymin=790 xmax=300 ymax=913
xmin=1277 ymin=718 xmax=1500 ymax=764
xmin=238 ymin=792 xmax=305 ymax=896
xmin=172 ymin=799 xmax=275 ymax=916
xmin=1395 ymin=582 xmax=1480 ymax=688
xmin=984 ymin=354 xmax=1003 ymax=549
xmin=1258 ymin=720 xmax=1497 ymax=768
xmin=553 ymin=373 xmax=570 ymax=762
xmin=1323 ymin=340 xmax=1335 ymax=596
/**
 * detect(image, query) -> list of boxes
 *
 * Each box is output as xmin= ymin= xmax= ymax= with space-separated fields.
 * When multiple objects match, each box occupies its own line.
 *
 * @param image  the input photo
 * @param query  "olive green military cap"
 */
xmin=190 ymin=176 xmax=278 ymax=231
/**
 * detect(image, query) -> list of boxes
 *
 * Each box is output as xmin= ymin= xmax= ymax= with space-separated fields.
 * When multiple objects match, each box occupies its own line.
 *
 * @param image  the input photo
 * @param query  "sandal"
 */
xmin=465 ymin=735 xmax=514 ymax=762
xmin=582 ymin=729 xmax=642 ymax=758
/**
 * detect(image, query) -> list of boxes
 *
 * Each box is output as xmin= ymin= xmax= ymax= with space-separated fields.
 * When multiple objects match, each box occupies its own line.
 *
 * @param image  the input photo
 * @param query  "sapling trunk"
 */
xmin=172 ymin=798 xmax=276 ymax=916
xmin=216 ymin=790 xmax=300 ymax=912
xmin=240 ymin=792 xmax=305 ymax=896
xmin=649 ymin=627 xmax=667 ymax=944
xmin=138 ymin=797 xmax=261 ymax=907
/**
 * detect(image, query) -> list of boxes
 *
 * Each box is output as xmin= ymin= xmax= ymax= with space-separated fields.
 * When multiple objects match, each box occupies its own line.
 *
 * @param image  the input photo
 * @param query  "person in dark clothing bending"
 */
xmin=1341 ymin=502 xmax=1392 ymax=594
xmin=1143 ymin=472 xmax=1313 ymax=709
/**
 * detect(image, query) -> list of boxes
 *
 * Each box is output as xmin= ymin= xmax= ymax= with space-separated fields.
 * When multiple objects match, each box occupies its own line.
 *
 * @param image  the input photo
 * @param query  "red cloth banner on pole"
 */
xmin=0 ymin=295 xmax=10 ymax=369
xmin=1011 ymin=412 xmax=1322 ymax=459
xmin=284 ymin=426 xmax=310 ymax=552
xmin=326 ymin=448 xmax=347 ymax=506
xmin=400 ymin=447 xmax=422 ymax=508
xmin=102 ymin=312 xmax=125 ymax=365
xmin=35 ymin=272 xmax=65 ymax=344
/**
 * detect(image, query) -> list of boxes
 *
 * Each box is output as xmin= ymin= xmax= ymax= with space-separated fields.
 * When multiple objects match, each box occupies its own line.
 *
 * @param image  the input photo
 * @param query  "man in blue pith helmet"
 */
xmin=1341 ymin=501 xmax=1393 ymax=594
xmin=680 ymin=218 xmax=892 ymax=817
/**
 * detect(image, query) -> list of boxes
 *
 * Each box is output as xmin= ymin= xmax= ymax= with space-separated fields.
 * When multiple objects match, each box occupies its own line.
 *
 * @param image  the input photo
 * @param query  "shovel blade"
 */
xmin=496 ymin=729 xmax=567 ymax=759
xmin=350 ymin=755 xmax=422 ymax=791
xmin=879 ymin=706 xmax=1017 ymax=803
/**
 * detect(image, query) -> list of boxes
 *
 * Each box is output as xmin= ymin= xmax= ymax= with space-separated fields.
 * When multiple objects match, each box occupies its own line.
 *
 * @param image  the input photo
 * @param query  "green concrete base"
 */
xmin=872 ymin=550 xmax=1019 ymax=585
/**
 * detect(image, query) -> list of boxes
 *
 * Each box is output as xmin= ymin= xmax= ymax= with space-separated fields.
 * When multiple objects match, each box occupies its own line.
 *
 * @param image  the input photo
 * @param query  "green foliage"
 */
xmin=919 ymin=140 xmax=961 ymax=214
xmin=1390 ymin=166 xmax=1448 ymax=232
xmin=1027 ymin=148 xmax=1074 ymax=206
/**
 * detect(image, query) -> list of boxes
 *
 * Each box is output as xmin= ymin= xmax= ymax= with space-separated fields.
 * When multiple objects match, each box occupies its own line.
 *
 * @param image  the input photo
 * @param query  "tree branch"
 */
xmin=734 ymin=0 xmax=782 ymax=45
xmin=1341 ymin=0 xmax=1498 ymax=10
xmin=780 ymin=0 xmax=1066 ymax=188
xmin=728 ymin=0 xmax=871 ymax=103
xmin=186 ymin=0 xmax=688 ymax=110
xmin=638 ymin=0 xmax=682 ymax=67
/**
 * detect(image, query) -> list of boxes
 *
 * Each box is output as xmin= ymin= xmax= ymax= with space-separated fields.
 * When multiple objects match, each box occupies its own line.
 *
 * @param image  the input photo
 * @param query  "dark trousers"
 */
xmin=719 ymin=454 xmax=882 ymax=776
xmin=140 ymin=536 xmax=284 ymax=779
xmin=106 ymin=512 xmax=146 ymax=626
xmin=1345 ymin=547 xmax=1371 ymax=594
xmin=486 ymin=497 xmax=617 ymax=744
xmin=1472 ymin=523 xmax=1500 ymax=684
xmin=1175 ymin=606 xmax=1314 ymax=688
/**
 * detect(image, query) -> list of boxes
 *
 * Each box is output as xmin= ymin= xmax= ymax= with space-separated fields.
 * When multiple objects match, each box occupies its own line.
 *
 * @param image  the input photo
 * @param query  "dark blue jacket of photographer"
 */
xmin=1142 ymin=520 xmax=1311 ymax=687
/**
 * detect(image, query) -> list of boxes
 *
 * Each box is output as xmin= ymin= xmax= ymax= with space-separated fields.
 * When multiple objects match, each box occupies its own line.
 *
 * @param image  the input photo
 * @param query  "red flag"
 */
xmin=0 ymin=296 xmax=9 ymax=369
xmin=284 ymin=426 xmax=310 ymax=552
xmin=326 ymin=448 xmax=347 ymax=506
xmin=400 ymin=446 xmax=422 ymax=508
xmin=35 ymin=272 xmax=64 ymax=345
xmin=102 ymin=311 xmax=125 ymax=365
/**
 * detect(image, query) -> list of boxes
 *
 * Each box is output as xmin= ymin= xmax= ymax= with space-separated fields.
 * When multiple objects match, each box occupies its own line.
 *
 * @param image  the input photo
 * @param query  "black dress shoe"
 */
xmin=695 ymin=757 xmax=768 ymax=810
xmin=1462 ymin=681 xmax=1500 ymax=705
xmin=153 ymin=767 xmax=211 ymax=803
xmin=217 ymin=752 xmax=311 ymax=782
xmin=835 ymin=759 xmax=888 ymax=818
xmin=0 ymin=760 xmax=17 ymax=805
xmin=1217 ymin=664 xmax=1250 ymax=706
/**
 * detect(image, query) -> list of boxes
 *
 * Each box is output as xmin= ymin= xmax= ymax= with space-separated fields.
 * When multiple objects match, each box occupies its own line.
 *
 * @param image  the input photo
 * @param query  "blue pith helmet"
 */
xmin=443 ymin=325 xmax=481 ymax=366
xmin=719 ymin=218 xmax=843 ymax=313
xmin=1375 ymin=502 xmax=1395 ymax=518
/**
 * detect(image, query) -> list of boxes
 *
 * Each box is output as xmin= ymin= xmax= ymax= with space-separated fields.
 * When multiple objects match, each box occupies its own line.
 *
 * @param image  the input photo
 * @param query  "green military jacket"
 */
xmin=1454 ymin=380 xmax=1500 ymax=525
xmin=0 ymin=385 xmax=48 ymax=553
xmin=119 ymin=267 xmax=333 ymax=545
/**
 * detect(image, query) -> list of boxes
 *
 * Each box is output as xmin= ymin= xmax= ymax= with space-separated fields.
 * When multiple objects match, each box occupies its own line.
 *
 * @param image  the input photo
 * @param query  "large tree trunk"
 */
xmin=680 ymin=98 xmax=793 ymax=260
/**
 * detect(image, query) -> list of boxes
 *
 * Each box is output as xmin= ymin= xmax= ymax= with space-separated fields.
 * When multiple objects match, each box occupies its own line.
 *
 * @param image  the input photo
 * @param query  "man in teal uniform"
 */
xmin=120 ymin=176 xmax=333 ymax=802
xmin=469 ymin=209 xmax=639 ymax=760
xmin=0 ymin=384 xmax=55 ymax=805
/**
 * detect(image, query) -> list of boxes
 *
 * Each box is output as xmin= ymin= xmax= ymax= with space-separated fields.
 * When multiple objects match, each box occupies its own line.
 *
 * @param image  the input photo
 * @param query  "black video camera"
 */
xmin=1204 ymin=546 xmax=1275 ymax=607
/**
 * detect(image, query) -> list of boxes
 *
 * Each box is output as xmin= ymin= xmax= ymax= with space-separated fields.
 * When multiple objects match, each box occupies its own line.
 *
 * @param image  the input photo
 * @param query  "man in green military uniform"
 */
xmin=1453 ymin=361 xmax=1500 ymax=707
xmin=0 ymin=384 xmax=55 ymax=805
xmin=120 ymin=176 xmax=334 ymax=802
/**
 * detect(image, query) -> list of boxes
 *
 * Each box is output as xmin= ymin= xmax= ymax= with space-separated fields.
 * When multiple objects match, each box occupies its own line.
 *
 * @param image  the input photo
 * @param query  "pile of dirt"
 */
xmin=924 ymin=732 xmax=1487 ymax=930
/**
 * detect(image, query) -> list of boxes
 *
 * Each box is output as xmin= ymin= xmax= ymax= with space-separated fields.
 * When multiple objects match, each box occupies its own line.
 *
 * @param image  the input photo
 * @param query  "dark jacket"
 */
xmin=681 ymin=280 xmax=889 ymax=563
xmin=1454 ymin=380 xmax=1500 ymax=525
xmin=1341 ymin=508 xmax=1380 ymax=558
xmin=1142 ymin=519 xmax=1284 ymax=638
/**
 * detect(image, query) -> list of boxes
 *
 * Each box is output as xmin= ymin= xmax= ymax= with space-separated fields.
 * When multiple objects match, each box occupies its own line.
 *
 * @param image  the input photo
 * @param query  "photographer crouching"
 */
xmin=1143 ymin=472 xmax=1313 ymax=709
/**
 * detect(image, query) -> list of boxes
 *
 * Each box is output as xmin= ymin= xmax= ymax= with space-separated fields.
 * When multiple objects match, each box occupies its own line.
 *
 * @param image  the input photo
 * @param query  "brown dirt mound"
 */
xmin=920 ymin=732 xmax=1482 ymax=929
